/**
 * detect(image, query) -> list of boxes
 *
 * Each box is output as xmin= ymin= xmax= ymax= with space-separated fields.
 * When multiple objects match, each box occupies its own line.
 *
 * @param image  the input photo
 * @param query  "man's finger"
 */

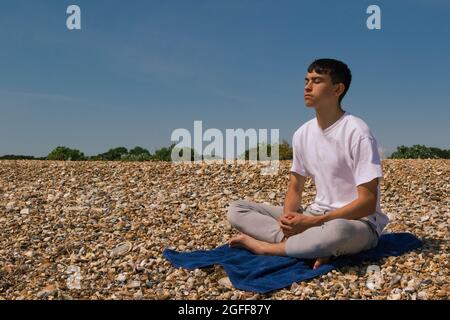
xmin=280 ymin=223 xmax=292 ymax=231
xmin=283 ymin=213 xmax=295 ymax=219
xmin=280 ymin=217 xmax=292 ymax=225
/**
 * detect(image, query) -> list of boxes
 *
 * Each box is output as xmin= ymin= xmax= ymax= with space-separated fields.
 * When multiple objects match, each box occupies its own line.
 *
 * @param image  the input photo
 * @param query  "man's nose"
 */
xmin=305 ymin=81 xmax=312 ymax=91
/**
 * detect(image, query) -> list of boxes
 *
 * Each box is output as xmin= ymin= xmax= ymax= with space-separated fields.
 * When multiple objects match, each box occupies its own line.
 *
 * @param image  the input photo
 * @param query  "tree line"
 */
xmin=0 ymin=143 xmax=448 ymax=161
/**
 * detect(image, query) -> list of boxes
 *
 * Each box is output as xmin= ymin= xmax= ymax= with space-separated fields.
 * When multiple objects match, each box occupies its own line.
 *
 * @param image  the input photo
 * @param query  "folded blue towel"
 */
xmin=163 ymin=233 xmax=422 ymax=293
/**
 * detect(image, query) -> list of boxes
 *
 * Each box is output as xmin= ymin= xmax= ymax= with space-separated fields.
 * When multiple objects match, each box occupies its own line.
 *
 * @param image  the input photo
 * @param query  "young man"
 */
xmin=227 ymin=58 xmax=389 ymax=269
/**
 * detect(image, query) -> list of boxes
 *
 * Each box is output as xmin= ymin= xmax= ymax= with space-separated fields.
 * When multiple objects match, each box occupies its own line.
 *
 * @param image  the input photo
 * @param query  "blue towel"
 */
xmin=163 ymin=233 xmax=422 ymax=293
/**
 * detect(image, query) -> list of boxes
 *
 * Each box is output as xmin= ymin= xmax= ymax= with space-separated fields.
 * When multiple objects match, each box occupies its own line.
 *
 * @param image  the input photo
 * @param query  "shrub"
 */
xmin=151 ymin=144 xmax=175 ymax=162
xmin=95 ymin=147 xmax=128 ymax=161
xmin=47 ymin=146 xmax=86 ymax=161
xmin=0 ymin=155 xmax=35 ymax=160
xmin=240 ymin=140 xmax=293 ymax=161
xmin=121 ymin=153 xmax=153 ymax=162
xmin=389 ymin=144 xmax=449 ymax=159
xmin=129 ymin=146 xmax=151 ymax=156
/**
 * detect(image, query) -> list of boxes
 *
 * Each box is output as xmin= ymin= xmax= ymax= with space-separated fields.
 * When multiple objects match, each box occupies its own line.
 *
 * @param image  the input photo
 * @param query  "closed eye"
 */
xmin=305 ymin=77 xmax=324 ymax=85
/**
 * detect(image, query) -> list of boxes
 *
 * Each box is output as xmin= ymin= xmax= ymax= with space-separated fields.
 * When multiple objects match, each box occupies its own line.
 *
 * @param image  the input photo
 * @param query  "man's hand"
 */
xmin=279 ymin=211 xmax=321 ymax=238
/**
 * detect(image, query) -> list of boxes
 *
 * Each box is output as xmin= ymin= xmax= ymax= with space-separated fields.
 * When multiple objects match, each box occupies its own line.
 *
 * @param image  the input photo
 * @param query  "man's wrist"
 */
xmin=315 ymin=212 xmax=331 ymax=226
xmin=283 ymin=207 xmax=301 ymax=215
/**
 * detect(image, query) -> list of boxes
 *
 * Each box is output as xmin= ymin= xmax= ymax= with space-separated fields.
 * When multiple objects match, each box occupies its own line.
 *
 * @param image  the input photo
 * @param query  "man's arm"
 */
xmin=317 ymin=177 xmax=379 ymax=224
xmin=283 ymin=172 xmax=306 ymax=214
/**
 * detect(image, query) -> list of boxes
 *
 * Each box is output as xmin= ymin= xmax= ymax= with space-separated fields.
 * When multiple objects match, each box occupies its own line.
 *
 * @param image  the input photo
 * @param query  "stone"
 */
xmin=390 ymin=275 xmax=402 ymax=287
xmin=37 ymin=285 xmax=57 ymax=299
xmin=110 ymin=242 xmax=132 ymax=257
xmin=366 ymin=265 xmax=382 ymax=291
xmin=417 ymin=291 xmax=428 ymax=300
xmin=6 ymin=202 xmax=15 ymax=211
xmin=218 ymin=277 xmax=233 ymax=289
xmin=128 ymin=280 xmax=141 ymax=289
xmin=388 ymin=288 xmax=402 ymax=300
xmin=116 ymin=274 xmax=126 ymax=282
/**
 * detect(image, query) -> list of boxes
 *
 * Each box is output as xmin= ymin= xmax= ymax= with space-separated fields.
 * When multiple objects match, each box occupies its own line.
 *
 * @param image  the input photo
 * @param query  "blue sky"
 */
xmin=1 ymin=0 xmax=449 ymax=157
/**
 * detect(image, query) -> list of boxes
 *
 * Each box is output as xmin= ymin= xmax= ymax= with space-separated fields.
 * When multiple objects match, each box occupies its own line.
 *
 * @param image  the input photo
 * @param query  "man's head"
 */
xmin=304 ymin=58 xmax=352 ymax=108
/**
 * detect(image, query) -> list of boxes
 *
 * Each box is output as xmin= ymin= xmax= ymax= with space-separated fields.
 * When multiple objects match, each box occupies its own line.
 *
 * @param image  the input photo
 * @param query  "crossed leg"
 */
xmin=228 ymin=234 xmax=330 ymax=269
xmin=227 ymin=200 xmax=377 ymax=268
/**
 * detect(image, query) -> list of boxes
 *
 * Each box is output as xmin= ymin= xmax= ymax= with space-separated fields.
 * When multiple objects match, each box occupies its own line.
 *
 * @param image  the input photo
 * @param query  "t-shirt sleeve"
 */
xmin=290 ymin=133 xmax=310 ymax=177
xmin=351 ymin=136 xmax=383 ymax=186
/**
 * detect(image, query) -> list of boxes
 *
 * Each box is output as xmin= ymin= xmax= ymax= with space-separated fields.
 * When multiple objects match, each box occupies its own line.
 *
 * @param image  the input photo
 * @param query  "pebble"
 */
xmin=6 ymin=202 xmax=15 ymax=211
xmin=218 ymin=277 xmax=233 ymax=289
xmin=390 ymin=275 xmax=402 ymax=287
xmin=116 ymin=274 xmax=126 ymax=282
xmin=37 ymin=285 xmax=57 ymax=299
xmin=388 ymin=288 xmax=402 ymax=300
xmin=366 ymin=265 xmax=382 ymax=291
xmin=417 ymin=291 xmax=428 ymax=300
xmin=128 ymin=280 xmax=141 ymax=289
xmin=110 ymin=242 xmax=132 ymax=257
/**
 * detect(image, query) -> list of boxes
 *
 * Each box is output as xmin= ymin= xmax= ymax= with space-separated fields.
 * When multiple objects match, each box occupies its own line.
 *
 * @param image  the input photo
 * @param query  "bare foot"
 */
xmin=229 ymin=234 xmax=268 ymax=255
xmin=313 ymin=256 xmax=331 ymax=269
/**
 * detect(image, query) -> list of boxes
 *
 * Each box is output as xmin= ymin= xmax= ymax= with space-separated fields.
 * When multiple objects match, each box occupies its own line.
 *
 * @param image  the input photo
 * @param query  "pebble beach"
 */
xmin=0 ymin=159 xmax=448 ymax=300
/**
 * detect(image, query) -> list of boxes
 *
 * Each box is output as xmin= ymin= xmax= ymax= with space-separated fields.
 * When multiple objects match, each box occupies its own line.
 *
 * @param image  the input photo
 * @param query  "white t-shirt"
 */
xmin=290 ymin=110 xmax=389 ymax=236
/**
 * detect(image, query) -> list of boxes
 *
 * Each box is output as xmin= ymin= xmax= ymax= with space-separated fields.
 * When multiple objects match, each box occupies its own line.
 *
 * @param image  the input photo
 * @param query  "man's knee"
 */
xmin=327 ymin=219 xmax=354 ymax=239
xmin=321 ymin=219 xmax=354 ymax=255
xmin=226 ymin=200 xmax=248 ymax=227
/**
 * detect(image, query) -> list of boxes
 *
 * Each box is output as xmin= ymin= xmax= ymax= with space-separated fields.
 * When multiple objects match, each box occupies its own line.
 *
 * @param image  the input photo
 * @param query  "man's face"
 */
xmin=304 ymin=71 xmax=342 ymax=107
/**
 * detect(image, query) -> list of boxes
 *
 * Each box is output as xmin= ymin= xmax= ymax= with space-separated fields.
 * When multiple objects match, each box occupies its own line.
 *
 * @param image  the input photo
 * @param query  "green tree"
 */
xmin=172 ymin=146 xmax=201 ymax=162
xmin=120 ymin=146 xmax=152 ymax=162
xmin=47 ymin=146 xmax=85 ymax=161
xmin=96 ymin=147 xmax=128 ymax=161
xmin=152 ymin=144 xmax=175 ymax=161
xmin=240 ymin=140 xmax=293 ymax=161
xmin=0 ymin=155 xmax=35 ymax=160
xmin=429 ymin=147 xmax=450 ymax=159
xmin=389 ymin=144 xmax=449 ymax=159
xmin=278 ymin=140 xmax=293 ymax=160
xmin=121 ymin=153 xmax=152 ymax=162
xmin=129 ymin=146 xmax=151 ymax=156
xmin=241 ymin=143 xmax=271 ymax=161
xmin=151 ymin=144 xmax=200 ymax=162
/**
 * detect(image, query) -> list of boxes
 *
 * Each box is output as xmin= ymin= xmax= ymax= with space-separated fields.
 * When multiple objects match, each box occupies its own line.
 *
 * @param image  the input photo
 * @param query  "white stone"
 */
xmin=116 ymin=273 xmax=126 ymax=282
xmin=218 ymin=276 xmax=233 ymax=289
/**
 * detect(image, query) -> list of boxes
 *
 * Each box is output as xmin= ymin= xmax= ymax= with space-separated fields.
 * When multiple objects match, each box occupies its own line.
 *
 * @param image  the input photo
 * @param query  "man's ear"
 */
xmin=334 ymin=83 xmax=345 ymax=97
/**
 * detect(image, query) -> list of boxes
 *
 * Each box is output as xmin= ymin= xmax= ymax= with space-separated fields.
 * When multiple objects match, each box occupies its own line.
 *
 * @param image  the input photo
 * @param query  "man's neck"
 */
xmin=315 ymin=105 xmax=345 ymax=131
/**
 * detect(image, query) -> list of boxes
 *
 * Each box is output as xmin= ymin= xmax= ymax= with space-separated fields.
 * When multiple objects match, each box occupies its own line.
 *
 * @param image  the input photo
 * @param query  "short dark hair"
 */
xmin=307 ymin=58 xmax=352 ymax=104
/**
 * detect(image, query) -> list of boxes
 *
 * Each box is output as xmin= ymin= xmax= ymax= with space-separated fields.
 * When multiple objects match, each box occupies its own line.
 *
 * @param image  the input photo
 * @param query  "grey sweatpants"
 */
xmin=227 ymin=200 xmax=379 ymax=259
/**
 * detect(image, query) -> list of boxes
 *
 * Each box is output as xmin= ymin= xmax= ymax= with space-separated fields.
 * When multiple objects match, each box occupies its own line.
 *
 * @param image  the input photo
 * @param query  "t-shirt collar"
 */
xmin=316 ymin=110 xmax=348 ymax=135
